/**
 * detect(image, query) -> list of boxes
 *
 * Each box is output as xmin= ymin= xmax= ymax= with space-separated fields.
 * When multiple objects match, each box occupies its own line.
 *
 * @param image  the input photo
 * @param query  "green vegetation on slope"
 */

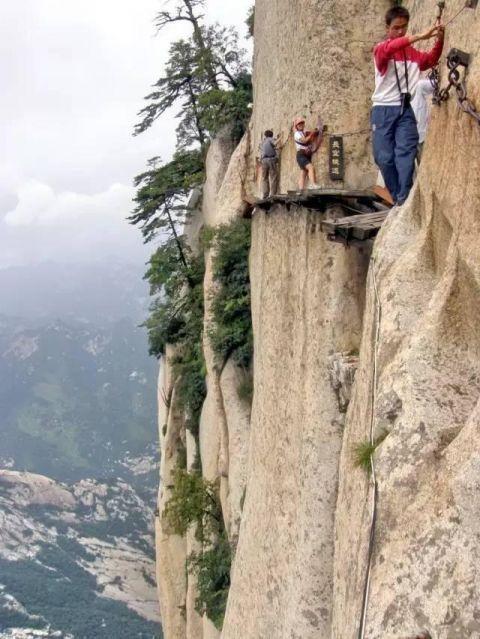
xmin=0 ymin=543 xmax=162 ymax=639
xmin=0 ymin=318 xmax=158 ymax=482
xmin=129 ymin=2 xmax=256 ymax=632
xmin=164 ymin=468 xmax=231 ymax=630
xmin=143 ymin=238 xmax=207 ymax=439
xmin=209 ymin=218 xmax=253 ymax=370
xmin=188 ymin=532 xmax=231 ymax=630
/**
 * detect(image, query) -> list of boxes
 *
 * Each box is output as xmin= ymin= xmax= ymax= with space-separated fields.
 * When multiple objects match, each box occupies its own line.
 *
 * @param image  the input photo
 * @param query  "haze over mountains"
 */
xmin=0 ymin=260 xmax=149 ymax=324
xmin=0 ymin=259 xmax=162 ymax=639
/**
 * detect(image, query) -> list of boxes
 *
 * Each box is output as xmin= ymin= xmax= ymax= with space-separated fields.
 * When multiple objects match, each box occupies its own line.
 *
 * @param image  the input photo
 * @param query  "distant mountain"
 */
xmin=0 ymin=316 xmax=159 ymax=483
xmin=0 ymin=468 xmax=161 ymax=639
xmin=0 ymin=261 xmax=150 ymax=323
xmin=0 ymin=260 xmax=162 ymax=638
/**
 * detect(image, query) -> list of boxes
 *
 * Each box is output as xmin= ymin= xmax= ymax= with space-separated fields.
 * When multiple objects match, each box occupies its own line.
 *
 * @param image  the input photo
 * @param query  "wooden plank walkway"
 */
xmin=321 ymin=210 xmax=388 ymax=242
xmin=285 ymin=188 xmax=377 ymax=200
xmin=253 ymin=188 xmax=379 ymax=211
xmin=244 ymin=188 xmax=391 ymax=243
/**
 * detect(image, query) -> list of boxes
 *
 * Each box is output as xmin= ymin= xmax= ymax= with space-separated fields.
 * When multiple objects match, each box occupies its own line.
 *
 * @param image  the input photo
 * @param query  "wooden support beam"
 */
xmin=322 ymin=210 xmax=388 ymax=243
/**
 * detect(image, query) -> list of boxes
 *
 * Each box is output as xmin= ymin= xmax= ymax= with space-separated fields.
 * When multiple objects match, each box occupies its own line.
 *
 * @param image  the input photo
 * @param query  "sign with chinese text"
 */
xmin=329 ymin=136 xmax=344 ymax=181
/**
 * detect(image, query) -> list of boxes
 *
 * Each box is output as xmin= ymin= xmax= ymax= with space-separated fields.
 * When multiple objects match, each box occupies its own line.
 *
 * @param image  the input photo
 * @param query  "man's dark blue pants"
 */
xmin=371 ymin=105 xmax=419 ymax=204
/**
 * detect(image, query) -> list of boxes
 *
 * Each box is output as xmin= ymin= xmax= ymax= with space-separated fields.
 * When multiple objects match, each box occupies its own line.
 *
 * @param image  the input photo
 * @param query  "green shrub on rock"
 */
xmin=209 ymin=218 xmax=253 ymax=369
xmin=187 ymin=533 xmax=232 ymax=630
xmin=143 ymin=238 xmax=207 ymax=437
xmin=163 ymin=469 xmax=221 ymax=542
xmin=353 ymin=430 xmax=389 ymax=473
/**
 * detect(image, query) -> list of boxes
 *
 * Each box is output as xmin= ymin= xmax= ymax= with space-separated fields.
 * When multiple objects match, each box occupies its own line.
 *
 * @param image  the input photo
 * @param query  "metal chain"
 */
xmin=430 ymin=51 xmax=480 ymax=125
xmin=429 ymin=65 xmax=442 ymax=104
xmin=454 ymin=81 xmax=480 ymax=125
xmin=428 ymin=0 xmax=446 ymax=101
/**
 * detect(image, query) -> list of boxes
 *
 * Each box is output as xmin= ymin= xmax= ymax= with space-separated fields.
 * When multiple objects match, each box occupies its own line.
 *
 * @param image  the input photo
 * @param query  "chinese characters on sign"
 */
xmin=329 ymin=136 xmax=344 ymax=181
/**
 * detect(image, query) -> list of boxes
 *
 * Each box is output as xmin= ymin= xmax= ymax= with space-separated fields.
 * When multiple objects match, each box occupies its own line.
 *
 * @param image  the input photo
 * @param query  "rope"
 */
xmin=347 ymin=1 xmax=471 ymax=48
xmin=444 ymin=3 xmax=468 ymax=26
xmin=328 ymin=128 xmax=371 ymax=138
xmin=329 ymin=3 xmax=474 ymax=142
xmin=357 ymin=256 xmax=381 ymax=639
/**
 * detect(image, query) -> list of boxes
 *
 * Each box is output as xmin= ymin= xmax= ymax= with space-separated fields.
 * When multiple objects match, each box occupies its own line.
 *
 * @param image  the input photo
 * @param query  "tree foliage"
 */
xmin=187 ymin=533 xmax=231 ymax=629
xmin=134 ymin=0 xmax=251 ymax=146
xmin=142 ymin=238 xmax=204 ymax=354
xmin=142 ymin=237 xmax=207 ymax=437
xmin=246 ymin=6 xmax=255 ymax=38
xmin=130 ymin=0 xmax=252 ymax=262
xmin=163 ymin=468 xmax=221 ymax=542
xmin=209 ymin=219 xmax=253 ymax=369
xmin=198 ymin=72 xmax=253 ymax=142
xmin=163 ymin=467 xmax=231 ymax=630
xmin=130 ymin=150 xmax=204 ymax=243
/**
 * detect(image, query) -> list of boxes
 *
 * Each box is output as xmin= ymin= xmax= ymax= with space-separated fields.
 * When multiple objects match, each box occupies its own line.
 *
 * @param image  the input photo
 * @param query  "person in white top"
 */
xmin=371 ymin=5 xmax=444 ymax=204
xmin=411 ymin=77 xmax=434 ymax=160
xmin=293 ymin=117 xmax=321 ymax=191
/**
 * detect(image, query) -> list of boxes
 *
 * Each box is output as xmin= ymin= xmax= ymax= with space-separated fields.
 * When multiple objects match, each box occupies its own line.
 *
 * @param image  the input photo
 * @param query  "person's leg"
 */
xmin=261 ymin=160 xmax=270 ymax=199
xmin=395 ymin=107 xmax=419 ymax=204
xmin=372 ymin=106 xmax=400 ymax=203
xmin=307 ymin=162 xmax=317 ymax=187
xmin=269 ymin=159 xmax=279 ymax=196
xmin=299 ymin=169 xmax=307 ymax=190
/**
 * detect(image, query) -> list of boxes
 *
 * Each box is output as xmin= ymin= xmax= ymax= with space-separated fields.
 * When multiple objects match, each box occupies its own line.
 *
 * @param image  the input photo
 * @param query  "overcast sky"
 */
xmin=0 ymin=0 xmax=251 ymax=269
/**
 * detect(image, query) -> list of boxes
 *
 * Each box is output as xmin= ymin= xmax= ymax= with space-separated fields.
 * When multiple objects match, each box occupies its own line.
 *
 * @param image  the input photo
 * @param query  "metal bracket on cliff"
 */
xmin=430 ymin=48 xmax=480 ymax=125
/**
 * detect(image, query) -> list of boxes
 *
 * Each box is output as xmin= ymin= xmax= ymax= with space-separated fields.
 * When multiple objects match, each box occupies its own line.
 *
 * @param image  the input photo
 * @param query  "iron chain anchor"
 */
xmin=430 ymin=49 xmax=480 ymax=125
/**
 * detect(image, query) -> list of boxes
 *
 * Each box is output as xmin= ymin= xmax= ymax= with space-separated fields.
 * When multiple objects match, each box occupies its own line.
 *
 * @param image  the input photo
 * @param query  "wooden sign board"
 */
xmin=329 ymin=136 xmax=344 ymax=181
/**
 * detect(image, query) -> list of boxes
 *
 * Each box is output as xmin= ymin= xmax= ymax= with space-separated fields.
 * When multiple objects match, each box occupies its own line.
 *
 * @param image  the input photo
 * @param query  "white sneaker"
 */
xmin=307 ymin=183 xmax=321 ymax=190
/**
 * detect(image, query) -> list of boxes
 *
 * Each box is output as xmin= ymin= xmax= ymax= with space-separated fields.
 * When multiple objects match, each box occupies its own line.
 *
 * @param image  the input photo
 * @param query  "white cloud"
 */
xmin=0 ymin=179 xmax=146 ymax=269
xmin=5 ymin=180 xmax=135 ymax=228
xmin=0 ymin=0 xmax=252 ymax=267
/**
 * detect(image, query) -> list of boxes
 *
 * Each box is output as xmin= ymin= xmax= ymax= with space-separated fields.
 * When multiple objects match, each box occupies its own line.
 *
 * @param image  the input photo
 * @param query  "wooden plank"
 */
xmin=337 ymin=211 xmax=387 ymax=223
xmin=322 ymin=210 xmax=388 ymax=242
xmin=371 ymin=200 xmax=391 ymax=212
xmin=327 ymin=235 xmax=366 ymax=247
xmin=322 ymin=212 xmax=387 ymax=232
xmin=352 ymin=226 xmax=378 ymax=241
xmin=373 ymin=184 xmax=395 ymax=206
xmin=287 ymin=188 xmax=376 ymax=199
xmin=254 ymin=194 xmax=290 ymax=208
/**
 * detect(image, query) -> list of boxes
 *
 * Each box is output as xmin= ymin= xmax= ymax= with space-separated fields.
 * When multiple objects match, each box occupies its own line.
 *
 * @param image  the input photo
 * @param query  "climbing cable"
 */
xmin=330 ymin=128 xmax=371 ymax=138
xmin=444 ymin=3 xmax=469 ymax=26
xmin=357 ymin=257 xmax=381 ymax=639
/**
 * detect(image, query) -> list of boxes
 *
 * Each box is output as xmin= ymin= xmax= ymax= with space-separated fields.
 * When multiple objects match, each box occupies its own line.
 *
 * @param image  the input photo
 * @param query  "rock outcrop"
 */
xmin=0 ymin=469 xmax=160 ymax=625
xmin=155 ymin=0 xmax=480 ymax=637
xmin=333 ymin=3 xmax=480 ymax=635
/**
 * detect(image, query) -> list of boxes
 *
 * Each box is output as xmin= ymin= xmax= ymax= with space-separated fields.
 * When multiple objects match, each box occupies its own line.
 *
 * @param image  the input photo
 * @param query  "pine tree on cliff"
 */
xmin=133 ymin=0 xmax=251 ymax=146
xmin=130 ymin=0 xmax=252 ymax=255
xmin=129 ymin=1 xmax=252 ymax=362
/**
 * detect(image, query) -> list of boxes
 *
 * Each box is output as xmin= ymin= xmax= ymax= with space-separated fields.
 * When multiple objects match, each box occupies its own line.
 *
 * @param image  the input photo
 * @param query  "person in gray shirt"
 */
xmin=260 ymin=130 xmax=279 ymax=199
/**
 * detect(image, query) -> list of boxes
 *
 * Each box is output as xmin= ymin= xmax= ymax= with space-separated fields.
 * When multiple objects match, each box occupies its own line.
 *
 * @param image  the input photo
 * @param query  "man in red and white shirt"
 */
xmin=371 ymin=6 xmax=444 ymax=205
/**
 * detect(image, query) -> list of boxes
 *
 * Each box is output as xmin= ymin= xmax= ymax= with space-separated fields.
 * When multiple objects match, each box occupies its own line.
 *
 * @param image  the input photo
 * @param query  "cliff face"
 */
xmin=156 ymin=0 xmax=480 ymax=637
xmin=333 ymin=2 xmax=480 ymax=634
xmin=250 ymin=0 xmax=389 ymax=191
xmin=222 ymin=210 xmax=369 ymax=639
xmin=156 ymin=130 xmax=252 ymax=639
